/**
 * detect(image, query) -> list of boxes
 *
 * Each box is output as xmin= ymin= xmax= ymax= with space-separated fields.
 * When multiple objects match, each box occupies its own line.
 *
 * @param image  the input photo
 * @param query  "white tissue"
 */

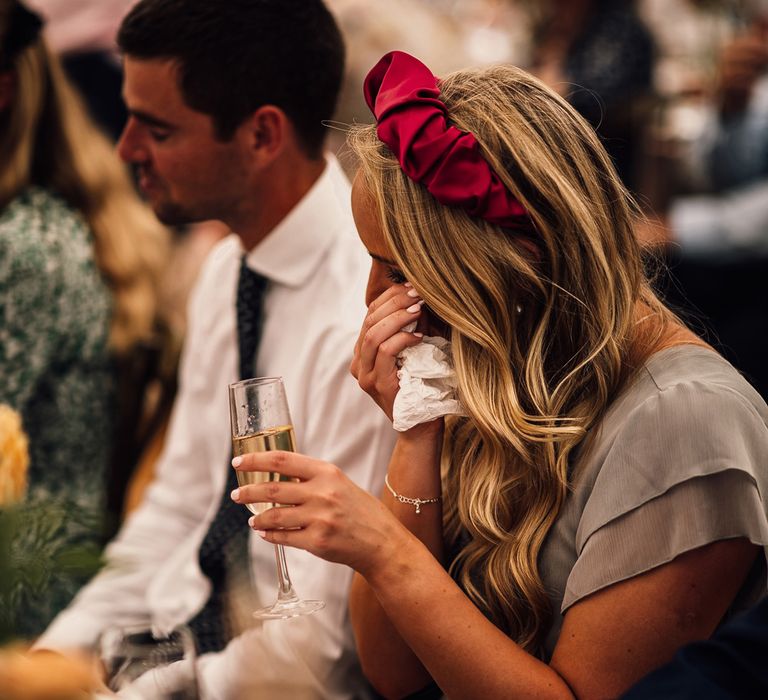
xmin=392 ymin=334 xmax=465 ymax=431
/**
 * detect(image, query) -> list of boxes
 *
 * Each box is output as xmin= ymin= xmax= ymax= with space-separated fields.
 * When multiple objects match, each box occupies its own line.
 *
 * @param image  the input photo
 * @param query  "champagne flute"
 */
xmin=228 ymin=376 xmax=324 ymax=619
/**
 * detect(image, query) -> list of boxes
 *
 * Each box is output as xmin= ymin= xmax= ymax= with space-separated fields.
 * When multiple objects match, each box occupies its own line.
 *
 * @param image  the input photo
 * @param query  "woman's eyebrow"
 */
xmin=369 ymin=251 xmax=399 ymax=267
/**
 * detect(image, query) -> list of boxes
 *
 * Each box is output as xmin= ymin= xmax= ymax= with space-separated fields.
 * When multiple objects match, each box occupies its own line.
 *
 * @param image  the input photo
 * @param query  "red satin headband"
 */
xmin=363 ymin=51 xmax=529 ymax=229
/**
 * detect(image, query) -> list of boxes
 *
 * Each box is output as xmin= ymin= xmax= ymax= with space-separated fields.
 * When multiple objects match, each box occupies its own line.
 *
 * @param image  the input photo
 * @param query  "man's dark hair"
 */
xmin=117 ymin=0 xmax=344 ymax=157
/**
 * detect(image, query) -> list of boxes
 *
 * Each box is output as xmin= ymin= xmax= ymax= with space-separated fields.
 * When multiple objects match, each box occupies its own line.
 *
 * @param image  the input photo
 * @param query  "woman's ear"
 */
xmin=0 ymin=71 xmax=16 ymax=113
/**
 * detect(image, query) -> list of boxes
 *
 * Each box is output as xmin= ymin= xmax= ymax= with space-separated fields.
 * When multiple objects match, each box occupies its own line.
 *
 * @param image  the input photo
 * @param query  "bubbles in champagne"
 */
xmin=232 ymin=426 xmax=297 ymax=516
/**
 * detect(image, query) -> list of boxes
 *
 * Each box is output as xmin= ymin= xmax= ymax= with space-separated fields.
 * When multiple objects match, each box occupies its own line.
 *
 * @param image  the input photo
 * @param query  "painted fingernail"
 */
xmin=248 ymin=516 xmax=256 ymax=527
xmin=406 ymin=300 xmax=425 ymax=313
xmin=413 ymin=332 xmax=424 ymax=338
xmin=406 ymin=288 xmax=420 ymax=298
xmin=231 ymin=456 xmax=242 ymax=468
xmin=256 ymin=530 xmax=266 ymax=538
xmin=231 ymin=488 xmax=240 ymax=500
xmin=404 ymin=282 xmax=412 ymax=288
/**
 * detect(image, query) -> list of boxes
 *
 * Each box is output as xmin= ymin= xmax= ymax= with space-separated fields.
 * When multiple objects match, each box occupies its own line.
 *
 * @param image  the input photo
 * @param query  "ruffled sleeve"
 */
xmin=562 ymin=377 xmax=768 ymax=611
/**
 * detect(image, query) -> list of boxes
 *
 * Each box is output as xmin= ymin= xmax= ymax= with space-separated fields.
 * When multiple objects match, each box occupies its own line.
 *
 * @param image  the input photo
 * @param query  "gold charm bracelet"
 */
xmin=384 ymin=474 xmax=440 ymax=514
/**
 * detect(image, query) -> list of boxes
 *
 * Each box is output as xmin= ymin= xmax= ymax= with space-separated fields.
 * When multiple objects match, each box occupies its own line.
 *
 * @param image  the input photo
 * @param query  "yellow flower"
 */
xmin=0 ymin=405 xmax=29 ymax=506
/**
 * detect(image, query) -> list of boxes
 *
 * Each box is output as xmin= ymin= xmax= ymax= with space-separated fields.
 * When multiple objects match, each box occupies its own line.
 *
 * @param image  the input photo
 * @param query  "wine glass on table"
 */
xmin=229 ymin=376 xmax=325 ymax=619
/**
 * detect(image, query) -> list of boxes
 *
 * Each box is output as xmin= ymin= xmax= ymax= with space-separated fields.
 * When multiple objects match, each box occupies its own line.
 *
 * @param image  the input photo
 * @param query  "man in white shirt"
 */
xmin=37 ymin=1 xmax=395 ymax=697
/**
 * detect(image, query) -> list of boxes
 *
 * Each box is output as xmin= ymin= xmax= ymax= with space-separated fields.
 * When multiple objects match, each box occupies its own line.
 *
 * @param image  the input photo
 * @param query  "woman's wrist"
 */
xmin=398 ymin=417 xmax=445 ymax=444
xmin=392 ymin=418 xmax=444 ymax=481
xmin=361 ymin=522 xmax=431 ymax=590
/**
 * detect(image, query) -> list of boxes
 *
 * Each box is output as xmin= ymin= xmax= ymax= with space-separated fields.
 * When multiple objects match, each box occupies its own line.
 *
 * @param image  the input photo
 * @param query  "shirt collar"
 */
xmin=243 ymin=156 xmax=351 ymax=288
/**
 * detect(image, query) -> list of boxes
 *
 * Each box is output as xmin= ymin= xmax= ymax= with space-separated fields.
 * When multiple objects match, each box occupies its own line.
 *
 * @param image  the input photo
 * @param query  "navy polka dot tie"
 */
xmin=188 ymin=255 xmax=269 ymax=653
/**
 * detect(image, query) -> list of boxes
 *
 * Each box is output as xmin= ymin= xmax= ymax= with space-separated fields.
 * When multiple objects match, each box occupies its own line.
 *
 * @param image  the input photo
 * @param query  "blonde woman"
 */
xmin=231 ymin=51 xmax=768 ymax=699
xmin=0 ymin=0 xmax=167 ymax=636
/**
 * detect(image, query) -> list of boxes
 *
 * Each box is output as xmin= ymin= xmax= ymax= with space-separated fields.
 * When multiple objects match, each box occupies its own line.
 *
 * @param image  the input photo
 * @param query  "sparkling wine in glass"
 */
xmin=229 ymin=376 xmax=324 ymax=619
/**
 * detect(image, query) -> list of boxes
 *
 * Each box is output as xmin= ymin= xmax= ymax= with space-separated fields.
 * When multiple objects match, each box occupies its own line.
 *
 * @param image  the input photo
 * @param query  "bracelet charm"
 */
xmin=384 ymin=474 xmax=440 ymax=514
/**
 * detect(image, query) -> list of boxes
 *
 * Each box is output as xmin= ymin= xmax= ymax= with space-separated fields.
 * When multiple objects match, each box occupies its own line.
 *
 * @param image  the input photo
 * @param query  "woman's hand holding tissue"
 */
xmin=351 ymin=283 xmax=464 ymax=433
xmin=350 ymin=283 xmax=425 ymax=420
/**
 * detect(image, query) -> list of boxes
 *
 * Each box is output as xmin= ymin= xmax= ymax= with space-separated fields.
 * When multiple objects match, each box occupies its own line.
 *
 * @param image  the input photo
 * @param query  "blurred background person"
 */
xmin=520 ymin=0 xmax=657 ymax=197
xmin=638 ymin=0 xmax=768 ymax=252
xmin=637 ymin=0 xmax=768 ymax=401
xmin=0 ymin=0 xmax=168 ymax=638
xmin=25 ymin=0 xmax=135 ymax=140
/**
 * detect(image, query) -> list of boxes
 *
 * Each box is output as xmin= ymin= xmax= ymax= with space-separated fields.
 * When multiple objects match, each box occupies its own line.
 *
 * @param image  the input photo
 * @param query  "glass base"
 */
xmin=252 ymin=598 xmax=325 ymax=620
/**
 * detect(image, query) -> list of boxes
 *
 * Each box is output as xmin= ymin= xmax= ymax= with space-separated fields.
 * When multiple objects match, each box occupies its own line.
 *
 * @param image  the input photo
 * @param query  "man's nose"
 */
xmin=116 ymin=117 xmax=147 ymax=164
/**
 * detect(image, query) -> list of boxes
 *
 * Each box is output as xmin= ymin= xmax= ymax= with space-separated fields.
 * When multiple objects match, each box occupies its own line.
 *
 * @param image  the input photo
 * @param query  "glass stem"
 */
xmin=274 ymin=544 xmax=299 ymax=602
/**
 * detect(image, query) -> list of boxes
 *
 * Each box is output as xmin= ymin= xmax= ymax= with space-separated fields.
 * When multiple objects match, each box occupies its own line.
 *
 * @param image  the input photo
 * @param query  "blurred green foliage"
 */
xmin=0 ymin=499 xmax=103 ymax=645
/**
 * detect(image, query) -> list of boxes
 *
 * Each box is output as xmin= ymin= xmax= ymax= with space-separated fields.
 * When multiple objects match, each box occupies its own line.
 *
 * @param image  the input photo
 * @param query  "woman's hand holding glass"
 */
xmin=229 ymin=376 xmax=324 ymax=619
xmin=350 ymin=283 xmax=425 ymax=420
xmin=230 ymin=451 xmax=408 ymax=579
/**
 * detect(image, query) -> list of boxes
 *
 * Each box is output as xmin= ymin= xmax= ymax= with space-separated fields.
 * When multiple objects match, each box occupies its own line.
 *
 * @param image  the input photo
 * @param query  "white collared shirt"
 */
xmin=39 ymin=158 xmax=396 ymax=699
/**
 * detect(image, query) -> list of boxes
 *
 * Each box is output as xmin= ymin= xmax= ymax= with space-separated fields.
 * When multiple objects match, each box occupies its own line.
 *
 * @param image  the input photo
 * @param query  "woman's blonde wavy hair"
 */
xmin=0 ymin=17 xmax=168 ymax=354
xmin=349 ymin=64 xmax=675 ymax=654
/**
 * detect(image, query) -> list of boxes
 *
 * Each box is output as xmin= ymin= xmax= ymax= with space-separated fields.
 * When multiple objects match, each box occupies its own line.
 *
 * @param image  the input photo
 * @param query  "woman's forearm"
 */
xmin=359 ymin=533 xmax=574 ymax=700
xmin=350 ymin=573 xmax=434 ymax=698
xmin=350 ymin=424 xmax=570 ymax=699
xmin=350 ymin=423 xmax=446 ymax=697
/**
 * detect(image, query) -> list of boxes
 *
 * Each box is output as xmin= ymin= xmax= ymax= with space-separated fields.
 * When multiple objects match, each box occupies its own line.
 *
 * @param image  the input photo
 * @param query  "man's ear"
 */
xmin=0 ymin=71 xmax=16 ymax=113
xmin=241 ymin=105 xmax=289 ymax=165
